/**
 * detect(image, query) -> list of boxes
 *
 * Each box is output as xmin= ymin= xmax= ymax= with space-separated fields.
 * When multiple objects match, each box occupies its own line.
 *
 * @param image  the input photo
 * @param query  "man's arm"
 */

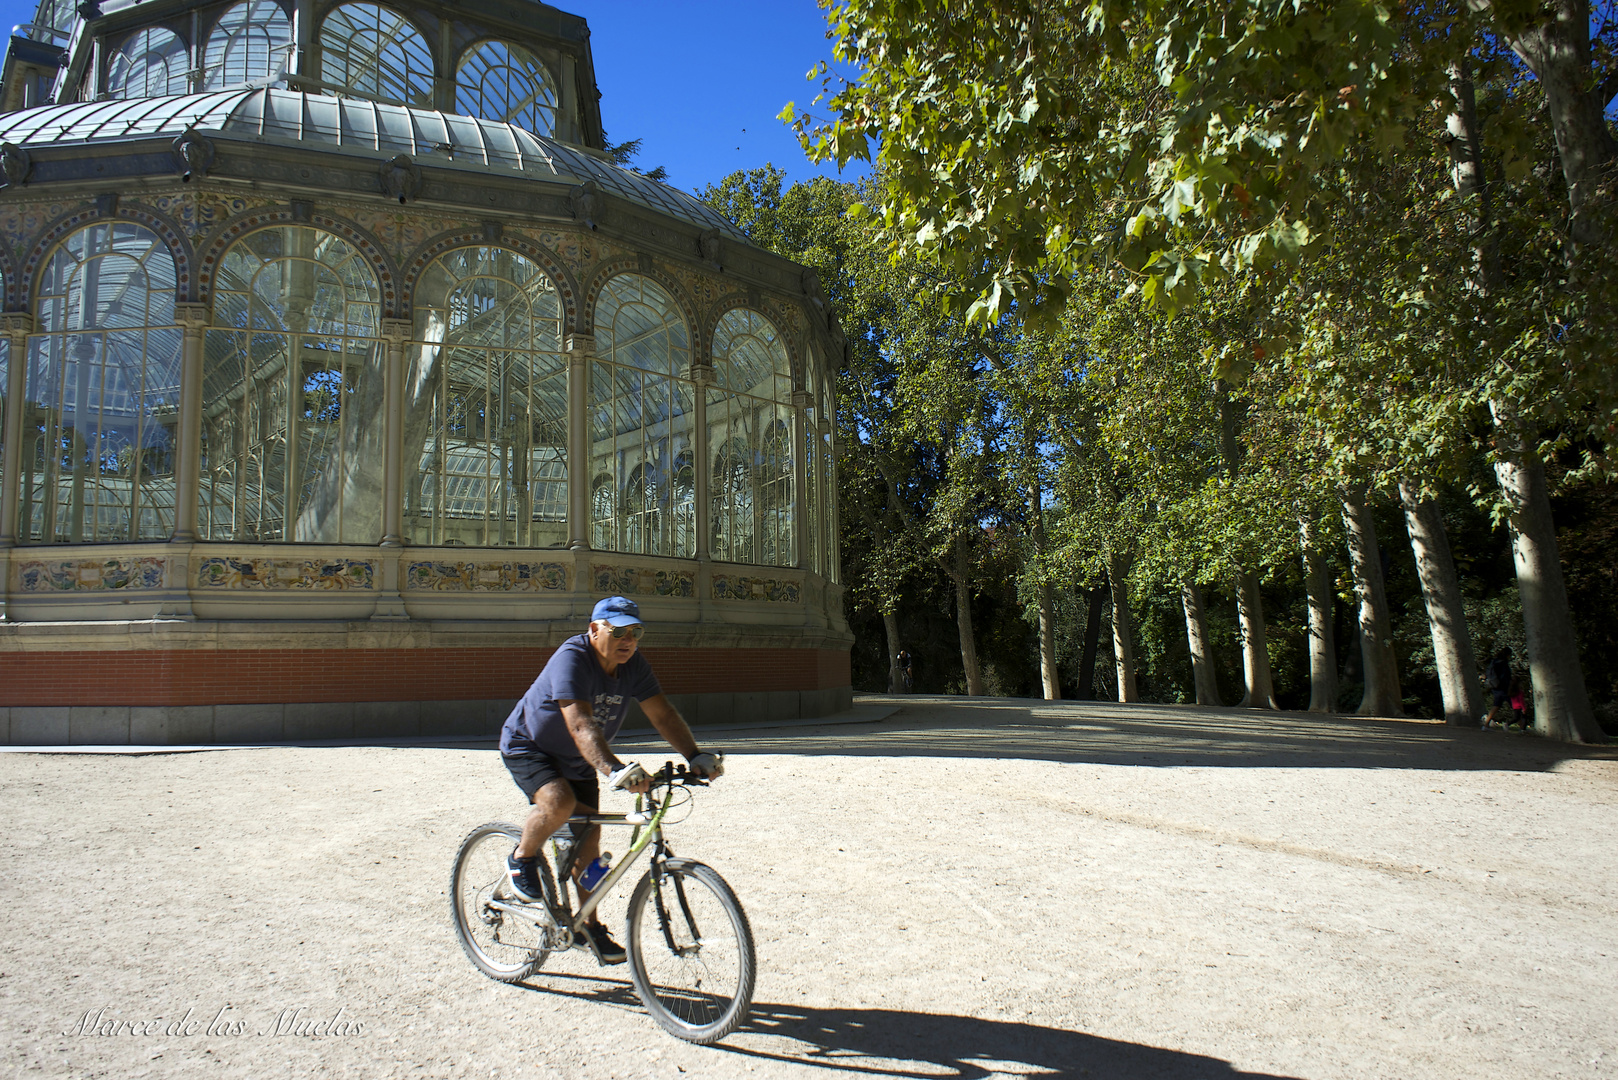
xmin=640 ymin=694 xmax=700 ymax=760
xmin=558 ymin=700 xmax=624 ymax=776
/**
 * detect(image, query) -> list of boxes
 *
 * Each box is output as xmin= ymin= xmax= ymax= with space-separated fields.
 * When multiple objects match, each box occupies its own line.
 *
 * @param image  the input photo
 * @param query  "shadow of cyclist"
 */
xmin=511 ymin=977 xmax=1300 ymax=1079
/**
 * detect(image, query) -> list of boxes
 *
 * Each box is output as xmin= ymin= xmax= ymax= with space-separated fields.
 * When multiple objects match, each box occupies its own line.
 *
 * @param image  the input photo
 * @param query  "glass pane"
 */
xmin=199 ymin=227 xmax=383 ymax=543
xmin=319 ymin=2 xmax=435 ymax=109
xmin=0 ymin=338 xmax=9 ymax=525
xmin=24 ymin=224 xmax=180 ymax=543
xmin=406 ymin=247 xmax=565 ymax=548
xmin=203 ymin=0 xmax=293 ymax=91
xmin=713 ymin=308 xmax=789 ymax=395
xmin=455 ymin=39 xmax=556 ymax=136
xmin=107 ymin=27 xmax=190 ymax=99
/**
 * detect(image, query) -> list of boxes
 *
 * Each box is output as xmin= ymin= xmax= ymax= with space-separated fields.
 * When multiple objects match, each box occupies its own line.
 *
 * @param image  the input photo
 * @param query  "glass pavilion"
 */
xmin=0 ymin=1 xmax=850 ymax=743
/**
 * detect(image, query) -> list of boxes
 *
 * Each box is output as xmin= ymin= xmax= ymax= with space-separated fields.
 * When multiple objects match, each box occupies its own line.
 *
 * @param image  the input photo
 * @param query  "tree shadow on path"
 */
xmin=679 ymin=695 xmax=1618 ymax=775
xmin=514 ymin=974 xmax=1300 ymax=1078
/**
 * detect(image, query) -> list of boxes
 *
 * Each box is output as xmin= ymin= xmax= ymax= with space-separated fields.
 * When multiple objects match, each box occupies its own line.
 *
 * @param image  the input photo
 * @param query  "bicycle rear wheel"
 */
xmin=450 ymin=822 xmax=554 ymax=982
xmin=626 ymin=857 xmax=756 ymax=1044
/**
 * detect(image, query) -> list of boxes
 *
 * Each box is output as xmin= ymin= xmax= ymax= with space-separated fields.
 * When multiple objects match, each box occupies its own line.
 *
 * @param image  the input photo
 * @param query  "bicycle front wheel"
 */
xmin=626 ymin=857 xmax=756 ymax=1044
xmin=449 ymin=822 xmax=553 ymax=982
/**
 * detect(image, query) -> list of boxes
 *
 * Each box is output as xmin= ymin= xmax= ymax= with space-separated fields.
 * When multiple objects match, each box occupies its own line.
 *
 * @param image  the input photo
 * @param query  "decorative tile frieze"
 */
xmin=405 ymin=560 xmax=567 ymax=592
xmin=196 ymin=557 xmax=375 ymax=590
xmin=15 ymin=557 xmax=167 ymax=592
xmin=711 ymin=574 xmax=802 ymax=603
xmin=592 ymin=564 xmax=695 ymax=598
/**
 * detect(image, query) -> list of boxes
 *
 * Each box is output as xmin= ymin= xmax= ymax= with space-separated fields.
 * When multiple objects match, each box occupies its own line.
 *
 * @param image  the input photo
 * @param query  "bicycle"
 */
xmin=449 ymin=760 xmax=756 ymax=1044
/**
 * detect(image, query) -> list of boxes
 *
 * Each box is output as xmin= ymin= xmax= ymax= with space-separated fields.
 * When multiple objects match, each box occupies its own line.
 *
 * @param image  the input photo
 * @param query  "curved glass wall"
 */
xmin=199 ymin=227 xmax=383 ymax=543
xmin=203 ymin=0 xmax=294 ymax=92
xmin=455 ymin=40 xmax=556 ymax=137
xmin=22 ymin=222 xmax=181 ymax=543
xmin=709 ymin=309 xmax=794 ymax=566
xmin=107 ymin=27 xmax=191 ymax=99
xmin=591 ymin=275 xmax=695 ymax=558
xmin=407 ymin=247 xmax=566 ymax=548
xmin=319 ymin=3 xmax=434 ymax=109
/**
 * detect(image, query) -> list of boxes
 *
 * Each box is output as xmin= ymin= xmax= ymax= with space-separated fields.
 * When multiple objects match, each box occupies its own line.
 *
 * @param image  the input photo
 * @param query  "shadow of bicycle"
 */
xmin=513 ymin=975 xmax=1301 ymax=1079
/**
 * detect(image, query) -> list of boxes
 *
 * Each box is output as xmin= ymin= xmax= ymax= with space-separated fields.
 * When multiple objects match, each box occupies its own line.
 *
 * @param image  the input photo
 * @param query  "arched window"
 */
xmin=202 ymin=0 xmax=293 ymax=91
xmin=709 ymin=309 xmax=794 ymax=567
xmin=591 ymin=274 xmax=694 ymax=558
xmin=107 ymin=27 xmax=190 ymax=99
xmin=319 ymin=3 xmax=434 ymax=109
xmin=23 ymin=222 xmax=180 ymax=543
xmin=201 ymin=227 xmax=383 ymax=543
xmin=456 ymin=40 xmax=556 ymax=136
xmin=408 ymin=247 xmax=565 ymax=548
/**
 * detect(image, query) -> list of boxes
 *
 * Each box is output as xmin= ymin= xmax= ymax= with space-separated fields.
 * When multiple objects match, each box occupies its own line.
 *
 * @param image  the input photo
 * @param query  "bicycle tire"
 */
xmin=449 ymin=822 xmax=555 ymax=982
xmin=625 ymin=857 xmax=756 ymax=1044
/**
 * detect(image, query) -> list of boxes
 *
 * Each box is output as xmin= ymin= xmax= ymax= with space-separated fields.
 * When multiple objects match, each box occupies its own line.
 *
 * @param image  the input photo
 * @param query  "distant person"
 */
xmin=1507 ymin=674 xmax=1528 ymax=733
xmin=897 ymin=649 xmax=914 ymax=693
xmin=1482 ymin=647 xmax=1514 ymax=730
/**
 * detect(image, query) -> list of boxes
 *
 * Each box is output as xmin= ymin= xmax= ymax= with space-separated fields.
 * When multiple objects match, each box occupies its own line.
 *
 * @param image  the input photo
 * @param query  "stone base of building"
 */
xmin=0 ymin=616 xmax=853 ymax=745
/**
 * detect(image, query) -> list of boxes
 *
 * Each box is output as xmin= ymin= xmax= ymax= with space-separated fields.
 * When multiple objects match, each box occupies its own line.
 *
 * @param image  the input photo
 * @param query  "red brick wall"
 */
xmin=0 ymin=646 xmax=852 ymax=707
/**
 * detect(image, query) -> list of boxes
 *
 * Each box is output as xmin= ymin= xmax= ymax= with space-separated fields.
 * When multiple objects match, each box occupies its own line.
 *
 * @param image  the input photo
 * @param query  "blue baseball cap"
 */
xmin=590 ymin=595 xmax=642 ymax=627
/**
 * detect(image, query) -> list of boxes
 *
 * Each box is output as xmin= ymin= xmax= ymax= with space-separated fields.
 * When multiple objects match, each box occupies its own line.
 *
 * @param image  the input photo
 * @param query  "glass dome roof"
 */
xmin=0 ymin=88 xmax=744 ymax=240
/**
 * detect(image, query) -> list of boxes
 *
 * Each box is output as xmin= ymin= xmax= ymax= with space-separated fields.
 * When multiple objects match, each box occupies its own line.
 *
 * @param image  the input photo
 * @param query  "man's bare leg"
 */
xmin=514 ymin=778 xmax=576 ymax=859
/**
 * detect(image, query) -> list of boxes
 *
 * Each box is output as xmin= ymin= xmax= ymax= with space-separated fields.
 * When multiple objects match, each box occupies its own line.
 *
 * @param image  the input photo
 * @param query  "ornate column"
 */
xmin=565 ymin=332 xmax=593 ymax=551
xmin=371 ymin=318 xmax=412 ymax=620
xmin=170 ymin=303 xmax=208 ymax=543
xmin=1 ymin=313 xmax=31 ymax=547
xmin=790 ymin=388 xmax=811 ymax=570
xmin=379 ymin=318 xmax=410 ymax=548
xmin=0 ymin=313 xmax=31 ymax=622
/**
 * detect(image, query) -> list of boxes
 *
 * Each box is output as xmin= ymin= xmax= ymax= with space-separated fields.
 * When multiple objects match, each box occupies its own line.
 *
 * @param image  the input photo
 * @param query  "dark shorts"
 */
xmin=502 ymin=751 xmax=601 ymax=809
xmin=1492 ymin=688 xmax=1510 ymax=706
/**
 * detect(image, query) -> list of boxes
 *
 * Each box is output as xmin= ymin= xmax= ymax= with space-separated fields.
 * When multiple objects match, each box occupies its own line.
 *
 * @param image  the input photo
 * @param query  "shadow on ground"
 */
xmin=684 ymin=695 xmax=1617 ymax=775
xmin=515 ymin=973 xmax=1299 ymax=1079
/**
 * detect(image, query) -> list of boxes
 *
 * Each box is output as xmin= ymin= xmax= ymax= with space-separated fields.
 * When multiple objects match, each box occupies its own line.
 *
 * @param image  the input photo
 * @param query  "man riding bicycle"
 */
xmin=500 ymin=596 xmax=722 ymax=964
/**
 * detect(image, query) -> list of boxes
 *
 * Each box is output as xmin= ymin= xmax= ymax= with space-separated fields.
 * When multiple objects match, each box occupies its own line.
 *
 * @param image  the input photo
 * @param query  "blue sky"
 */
xmin=0 ymin=0 xmax=867 ymax=196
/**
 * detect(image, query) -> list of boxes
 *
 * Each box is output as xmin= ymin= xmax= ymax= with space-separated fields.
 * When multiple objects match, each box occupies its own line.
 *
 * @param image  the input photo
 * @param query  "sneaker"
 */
xmin=506 ymin=851 xmax=545 ymax=903
xmin=582 ymin=922 xmax=627 ymax=965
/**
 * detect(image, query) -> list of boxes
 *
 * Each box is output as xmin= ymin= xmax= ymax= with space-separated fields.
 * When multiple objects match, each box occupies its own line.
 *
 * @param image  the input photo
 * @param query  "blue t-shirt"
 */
xmin=499 ymin=633 xmax=662 ymax=775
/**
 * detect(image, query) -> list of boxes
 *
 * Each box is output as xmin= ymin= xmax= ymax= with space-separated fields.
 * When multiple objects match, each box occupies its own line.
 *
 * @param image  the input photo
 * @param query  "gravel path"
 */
xmin=3 ymin=696 xmax=1615 ymax=1079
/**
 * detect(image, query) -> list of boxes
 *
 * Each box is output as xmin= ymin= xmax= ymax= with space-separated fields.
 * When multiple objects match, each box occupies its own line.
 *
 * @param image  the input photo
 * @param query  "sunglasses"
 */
xmin=605 ymin=623 xmax=644 ymax=640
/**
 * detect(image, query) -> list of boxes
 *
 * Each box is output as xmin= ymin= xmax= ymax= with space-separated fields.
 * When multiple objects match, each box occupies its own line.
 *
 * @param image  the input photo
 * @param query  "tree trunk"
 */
xmin=1483 ymin=0 xmax=1617 ymax=248
xmin=1341 ymin=488 xmax=1403 ymax=716
xmin=1180 ymin=579 xmax=1221 ymax=706
xmin=1299 ymin=516 xmax=1339 ymax=714
xmin=1398 ymin=479 xmax=1485 ymax=726
xmin=1234 ymin=570 xmax=1279 ymax=709
xmin=1077 ymin=584 xmax=1106 ymax=700
xmin=1028 ymin=481 xmax=1060 ymax=699
xmin=951 ymin=533 xmax=985 ymax=696
xmin=1489 ymin=418 xmax=1601 ymax=741
xmin=1108 ymin=548 xmax=1138 ymax=703
xmin=883 ymin=608 xmax=903 ymax=694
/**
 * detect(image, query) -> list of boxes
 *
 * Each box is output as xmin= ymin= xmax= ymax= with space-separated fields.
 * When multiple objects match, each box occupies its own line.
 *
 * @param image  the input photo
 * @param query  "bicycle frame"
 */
xmin=483 ymin=778 xmax=681 ymax=940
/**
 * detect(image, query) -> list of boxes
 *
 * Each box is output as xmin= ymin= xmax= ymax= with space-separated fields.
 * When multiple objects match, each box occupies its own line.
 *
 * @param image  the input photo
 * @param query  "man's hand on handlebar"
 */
xmin=688 ymin=751 xmax=724 ymax=779
xmin=608 ymin=761 xmax=652 ymax=793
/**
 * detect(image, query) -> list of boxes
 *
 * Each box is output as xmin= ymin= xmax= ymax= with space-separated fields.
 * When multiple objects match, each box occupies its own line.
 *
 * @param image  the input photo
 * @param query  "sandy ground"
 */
xmin=2 ymin=695 xmax=1616 ymax=1080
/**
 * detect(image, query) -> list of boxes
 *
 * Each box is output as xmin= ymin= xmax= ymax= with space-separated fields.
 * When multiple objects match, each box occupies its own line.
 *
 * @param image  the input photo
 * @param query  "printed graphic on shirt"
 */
xmin=594 ymin=693 xmax=624 ymax=731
